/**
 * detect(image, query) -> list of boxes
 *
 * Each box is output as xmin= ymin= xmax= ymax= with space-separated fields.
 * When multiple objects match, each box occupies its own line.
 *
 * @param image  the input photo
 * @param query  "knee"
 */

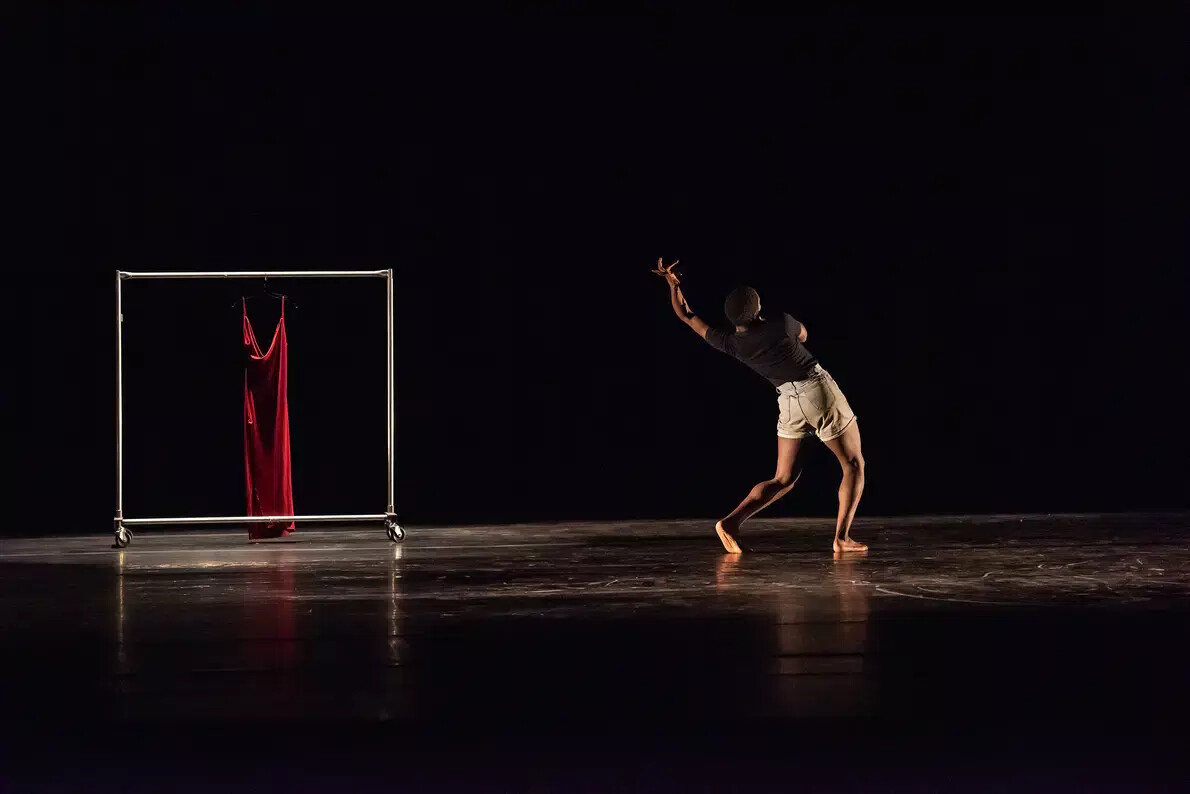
xmin=774 ymin=471 xmax=798 ymax=489
xmin=840 ymin=454 xmax=864 ymax=478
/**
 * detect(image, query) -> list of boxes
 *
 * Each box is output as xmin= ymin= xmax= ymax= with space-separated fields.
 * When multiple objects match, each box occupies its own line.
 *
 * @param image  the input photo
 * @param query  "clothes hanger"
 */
xmin=234 ymin=277 xmax=300 ymax=309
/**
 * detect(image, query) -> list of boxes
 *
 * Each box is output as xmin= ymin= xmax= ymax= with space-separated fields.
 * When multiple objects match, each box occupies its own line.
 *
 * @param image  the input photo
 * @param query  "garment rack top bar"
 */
xmin=119 ymin=270 xmax=390 ymax=280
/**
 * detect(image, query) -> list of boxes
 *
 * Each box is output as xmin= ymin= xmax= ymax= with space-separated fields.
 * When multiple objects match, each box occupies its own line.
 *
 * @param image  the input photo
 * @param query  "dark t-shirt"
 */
xmin=704 ymin=314 xmax=819 ymax=386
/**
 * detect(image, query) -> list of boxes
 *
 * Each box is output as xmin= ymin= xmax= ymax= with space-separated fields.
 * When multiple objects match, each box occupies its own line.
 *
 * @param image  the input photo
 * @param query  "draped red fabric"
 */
xmin=243 ymin=298 xmax=295 ymax=539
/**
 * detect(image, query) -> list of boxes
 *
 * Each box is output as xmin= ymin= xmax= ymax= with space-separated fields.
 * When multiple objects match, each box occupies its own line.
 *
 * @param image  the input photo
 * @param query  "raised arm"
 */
xmin=668 ymin=279 xmax=711 ymax=339
xmin=653 ymin=258 xmax=710 ymax=339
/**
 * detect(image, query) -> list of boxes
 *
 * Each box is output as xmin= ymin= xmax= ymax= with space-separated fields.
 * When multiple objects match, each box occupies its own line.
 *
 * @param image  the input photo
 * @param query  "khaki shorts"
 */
xmin=776 ymin=364 xmax=857 ymax=441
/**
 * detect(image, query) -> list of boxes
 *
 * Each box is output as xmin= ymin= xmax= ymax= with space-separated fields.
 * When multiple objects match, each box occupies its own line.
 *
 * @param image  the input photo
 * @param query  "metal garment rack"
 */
xmin=113 ymin=269 xmax=403 ymax=548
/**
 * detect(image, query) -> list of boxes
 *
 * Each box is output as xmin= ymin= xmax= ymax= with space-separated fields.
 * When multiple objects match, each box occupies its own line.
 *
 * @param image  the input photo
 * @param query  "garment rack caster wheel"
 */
xmin=385 ymin=520 xmax=405 ymax=543
xmin=113 ymin=525 xmax=133 ymax=549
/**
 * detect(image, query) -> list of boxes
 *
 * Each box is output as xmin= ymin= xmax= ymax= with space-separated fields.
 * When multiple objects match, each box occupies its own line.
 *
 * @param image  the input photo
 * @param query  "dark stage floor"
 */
xmin=2 ymin=514 xmax=1189 ymax=789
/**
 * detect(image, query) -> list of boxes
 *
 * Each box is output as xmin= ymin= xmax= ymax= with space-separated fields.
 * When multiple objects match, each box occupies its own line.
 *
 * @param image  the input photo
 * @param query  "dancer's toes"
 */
xmin=833 ymin=537 xmax=868 ymax=553
xmin=715 ymin=521 xmax=742 ymax=554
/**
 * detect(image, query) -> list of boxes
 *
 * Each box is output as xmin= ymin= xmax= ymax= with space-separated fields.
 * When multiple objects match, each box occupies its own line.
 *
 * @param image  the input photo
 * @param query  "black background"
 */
xmin=18 ymin=5 xmax=1187 ymax=532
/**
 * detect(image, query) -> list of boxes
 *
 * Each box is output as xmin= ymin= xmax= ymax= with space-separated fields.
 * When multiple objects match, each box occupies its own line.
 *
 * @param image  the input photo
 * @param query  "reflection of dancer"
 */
xmin=653 ymin=259 xmax=867 ymax=554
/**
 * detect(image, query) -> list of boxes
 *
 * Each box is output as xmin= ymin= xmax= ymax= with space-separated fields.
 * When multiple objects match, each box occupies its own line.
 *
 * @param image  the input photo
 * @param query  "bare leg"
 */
xmin=716 ymin=436 xmax=802 ymax=553
xmin=822 ymin=421 xmax=866 ymax=553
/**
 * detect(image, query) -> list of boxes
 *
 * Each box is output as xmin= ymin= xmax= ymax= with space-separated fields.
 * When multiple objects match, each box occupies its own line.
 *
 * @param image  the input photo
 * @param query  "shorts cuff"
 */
xmin=816 ymin=414 xmax=857 ymax=442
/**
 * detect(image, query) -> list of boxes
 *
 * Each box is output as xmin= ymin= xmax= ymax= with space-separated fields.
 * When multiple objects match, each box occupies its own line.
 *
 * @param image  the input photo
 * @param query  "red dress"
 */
xmin=243 ymin=298 xmax=295 ymax=539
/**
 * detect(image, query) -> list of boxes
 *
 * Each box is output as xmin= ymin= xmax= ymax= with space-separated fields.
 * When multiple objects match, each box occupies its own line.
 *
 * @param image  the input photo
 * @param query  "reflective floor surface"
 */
xmin=2 ymin=514 xmax=1188 ymax=789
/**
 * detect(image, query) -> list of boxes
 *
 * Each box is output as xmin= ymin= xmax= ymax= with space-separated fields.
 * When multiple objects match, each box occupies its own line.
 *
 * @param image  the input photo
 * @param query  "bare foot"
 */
xmin=832 ymin=537 xmax=868 ymax=553
xmin=715 ymin=520 xmax=742 ymax=554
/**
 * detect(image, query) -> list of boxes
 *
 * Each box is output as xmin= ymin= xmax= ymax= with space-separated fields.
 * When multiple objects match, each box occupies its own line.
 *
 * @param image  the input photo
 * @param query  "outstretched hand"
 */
xmin=653 ymin=256 xmax=705 ymax=334
xmin=651 ymin=257 xmax=681 ymax=287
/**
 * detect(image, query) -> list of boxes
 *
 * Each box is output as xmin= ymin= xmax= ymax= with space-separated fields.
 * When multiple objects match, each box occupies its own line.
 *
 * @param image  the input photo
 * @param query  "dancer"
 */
xmin=652 ymin=258 xmax=867 ymax=554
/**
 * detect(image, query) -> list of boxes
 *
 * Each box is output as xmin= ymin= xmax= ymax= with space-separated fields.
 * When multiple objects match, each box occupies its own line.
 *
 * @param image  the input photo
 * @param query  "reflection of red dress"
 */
xmin=243 ymin=298 xmax=294 ymax=539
